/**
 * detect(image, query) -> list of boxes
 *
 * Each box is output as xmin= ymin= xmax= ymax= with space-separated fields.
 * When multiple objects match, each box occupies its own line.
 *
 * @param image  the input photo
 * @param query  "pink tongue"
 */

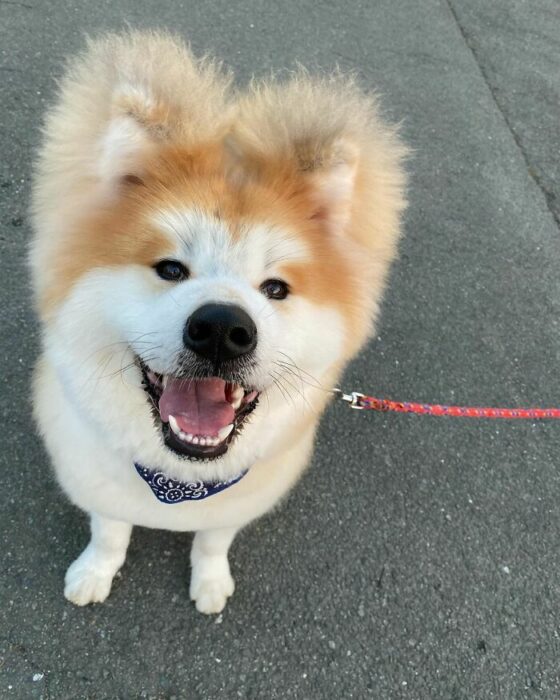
xmin=159 ymin=378 xmax=235 ymax=436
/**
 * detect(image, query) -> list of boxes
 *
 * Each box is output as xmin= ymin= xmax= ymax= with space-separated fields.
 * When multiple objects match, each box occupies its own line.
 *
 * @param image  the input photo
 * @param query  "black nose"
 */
xmin=184 ymin=303 xmax=257 ymax=363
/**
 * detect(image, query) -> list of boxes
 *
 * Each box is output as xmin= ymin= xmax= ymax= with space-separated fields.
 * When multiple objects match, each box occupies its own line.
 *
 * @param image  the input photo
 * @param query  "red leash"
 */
xmin=334 ymin=389 xmax=560 ymax=419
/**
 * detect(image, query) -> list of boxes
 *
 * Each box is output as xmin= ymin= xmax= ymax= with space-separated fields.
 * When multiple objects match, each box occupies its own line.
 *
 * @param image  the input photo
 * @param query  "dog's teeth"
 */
xmin=168 ymin=423 xmax=227 ymax=448
xmin=168 ymin=415 xmax=181 ymax=436
xmin=231 ymin=385 xmax=244 ymax=410
xmin=217 ymin=423 xmax=234 ymax=442
xmin=162 ymin=374 xmax=169 ymax=389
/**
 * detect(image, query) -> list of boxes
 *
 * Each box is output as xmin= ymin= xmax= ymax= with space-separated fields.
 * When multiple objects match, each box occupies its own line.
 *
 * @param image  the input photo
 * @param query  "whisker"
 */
xmin=269 ymin=372 xmax=292 ymax=407
xmin=271 ymin=364 xmax=314 ymax=412
xmin=275 ymin=351 xmax=331 ymax=392
xmin=276 ymin=362 xmax=323 ymax=393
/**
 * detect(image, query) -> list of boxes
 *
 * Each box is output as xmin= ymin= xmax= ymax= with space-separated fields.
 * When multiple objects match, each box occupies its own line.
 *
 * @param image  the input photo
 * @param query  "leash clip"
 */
xmin=333 ymin=388 xmax=365 ymax=410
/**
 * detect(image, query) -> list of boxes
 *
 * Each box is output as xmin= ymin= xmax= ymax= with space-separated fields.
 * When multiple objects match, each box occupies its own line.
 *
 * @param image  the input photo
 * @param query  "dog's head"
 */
xmin=32 ymin=35 xmax=406 ymax=480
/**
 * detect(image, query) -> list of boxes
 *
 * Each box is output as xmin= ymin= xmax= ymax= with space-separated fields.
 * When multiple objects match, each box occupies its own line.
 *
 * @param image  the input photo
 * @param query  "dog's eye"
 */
xmin=260 ymin=278 xmax=290 ymax=300
xmin=154 ymin=260 xmax=189 ymax=282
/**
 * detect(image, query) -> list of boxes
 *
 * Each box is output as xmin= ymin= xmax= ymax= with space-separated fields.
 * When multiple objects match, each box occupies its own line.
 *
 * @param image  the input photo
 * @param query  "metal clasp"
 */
xmin=333 ymin=388 xmax=365 ymax=409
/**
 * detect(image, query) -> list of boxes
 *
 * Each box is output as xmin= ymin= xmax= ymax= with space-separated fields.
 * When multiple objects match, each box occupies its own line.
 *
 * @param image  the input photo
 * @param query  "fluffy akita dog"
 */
xmin=31 ymin=31 xmax=406 ymax=613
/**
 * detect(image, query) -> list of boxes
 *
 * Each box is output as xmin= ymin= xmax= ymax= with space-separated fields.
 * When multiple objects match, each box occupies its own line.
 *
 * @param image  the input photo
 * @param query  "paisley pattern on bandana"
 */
xmin=134 ymin=463 xmax=247 ymax=504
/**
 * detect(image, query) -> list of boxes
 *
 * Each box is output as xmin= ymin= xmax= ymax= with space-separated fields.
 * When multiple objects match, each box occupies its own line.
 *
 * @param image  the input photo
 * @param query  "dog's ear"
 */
xmin=99 ymin=85 xmax=167 ymax=188
xmin=227 ymin=72 xmax=382 ymax=236
xmin=54 ymin=31 xmax=233 ymax=192
xmin=295 ymin=138 xmax=359 ymax=236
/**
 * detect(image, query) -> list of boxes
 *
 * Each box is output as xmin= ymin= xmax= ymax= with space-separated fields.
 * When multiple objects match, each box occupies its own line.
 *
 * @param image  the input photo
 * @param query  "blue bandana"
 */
xmin=134 ymin=463 xmax=247 ymax=504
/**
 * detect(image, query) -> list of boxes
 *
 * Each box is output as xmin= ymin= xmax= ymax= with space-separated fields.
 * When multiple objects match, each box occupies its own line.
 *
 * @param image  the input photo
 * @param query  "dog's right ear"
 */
xmin=63 ymin=31 xmax=234 ymax=192
xmin=98 ymin=85 xmax=169 ymax=189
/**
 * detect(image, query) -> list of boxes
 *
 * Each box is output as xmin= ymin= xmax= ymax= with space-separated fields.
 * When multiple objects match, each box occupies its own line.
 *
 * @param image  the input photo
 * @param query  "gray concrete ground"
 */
xmin=1 ymin=1 xmax=560 ymax=697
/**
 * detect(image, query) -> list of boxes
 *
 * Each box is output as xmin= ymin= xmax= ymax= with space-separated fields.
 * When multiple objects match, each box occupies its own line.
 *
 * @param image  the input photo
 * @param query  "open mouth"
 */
xmin=139 ymin=360 xmax=259 ymax=461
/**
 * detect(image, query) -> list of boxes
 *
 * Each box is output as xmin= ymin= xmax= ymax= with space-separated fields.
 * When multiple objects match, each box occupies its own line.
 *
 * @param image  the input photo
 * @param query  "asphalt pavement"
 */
xmin=1 ymin=1 xmax=560 ymax=698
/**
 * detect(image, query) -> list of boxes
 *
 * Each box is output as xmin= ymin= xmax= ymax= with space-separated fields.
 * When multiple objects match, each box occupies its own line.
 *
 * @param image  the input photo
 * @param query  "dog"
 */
xmin=31 ymin=31 xmax=407 ymax=614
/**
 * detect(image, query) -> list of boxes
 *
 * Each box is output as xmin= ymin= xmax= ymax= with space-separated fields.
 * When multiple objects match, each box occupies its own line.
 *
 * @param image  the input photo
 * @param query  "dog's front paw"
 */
xmin=64 ymin=549 xmax=117 ymax=606
xmin=190 ymin=566 xmax=235 ymax=615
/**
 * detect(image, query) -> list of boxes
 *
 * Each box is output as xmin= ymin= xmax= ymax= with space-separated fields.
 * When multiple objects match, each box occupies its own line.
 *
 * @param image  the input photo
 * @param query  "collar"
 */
xmin=134 ymin=463 xmax=248 ymax=504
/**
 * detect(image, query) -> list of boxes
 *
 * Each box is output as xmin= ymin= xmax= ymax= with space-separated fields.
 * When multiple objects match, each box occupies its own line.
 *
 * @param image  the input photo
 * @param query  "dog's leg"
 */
xmin=190 ymin=527 xmax=238 ymax=614
xmin=64 ymin=513 xmax=132 ymax=606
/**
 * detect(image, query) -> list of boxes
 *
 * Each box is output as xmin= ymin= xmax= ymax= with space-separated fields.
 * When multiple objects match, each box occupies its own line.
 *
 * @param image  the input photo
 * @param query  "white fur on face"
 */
xmin=154 ymin=208 xmax=309 ymax=283
xmin=44 ymin=208 xmax=346 ymax=482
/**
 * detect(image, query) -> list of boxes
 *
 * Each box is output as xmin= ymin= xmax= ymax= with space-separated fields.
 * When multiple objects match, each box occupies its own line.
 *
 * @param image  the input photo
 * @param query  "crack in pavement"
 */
xmin=446 ymin=0 xmax=560 ymax=231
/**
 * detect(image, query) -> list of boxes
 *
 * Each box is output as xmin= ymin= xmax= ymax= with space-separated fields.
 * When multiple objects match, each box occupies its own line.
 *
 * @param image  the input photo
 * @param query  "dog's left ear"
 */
xmin=226 ymin=73 xmax=376 ymax=236
xmin=297 ymin=138 xmax=359 ymax=236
